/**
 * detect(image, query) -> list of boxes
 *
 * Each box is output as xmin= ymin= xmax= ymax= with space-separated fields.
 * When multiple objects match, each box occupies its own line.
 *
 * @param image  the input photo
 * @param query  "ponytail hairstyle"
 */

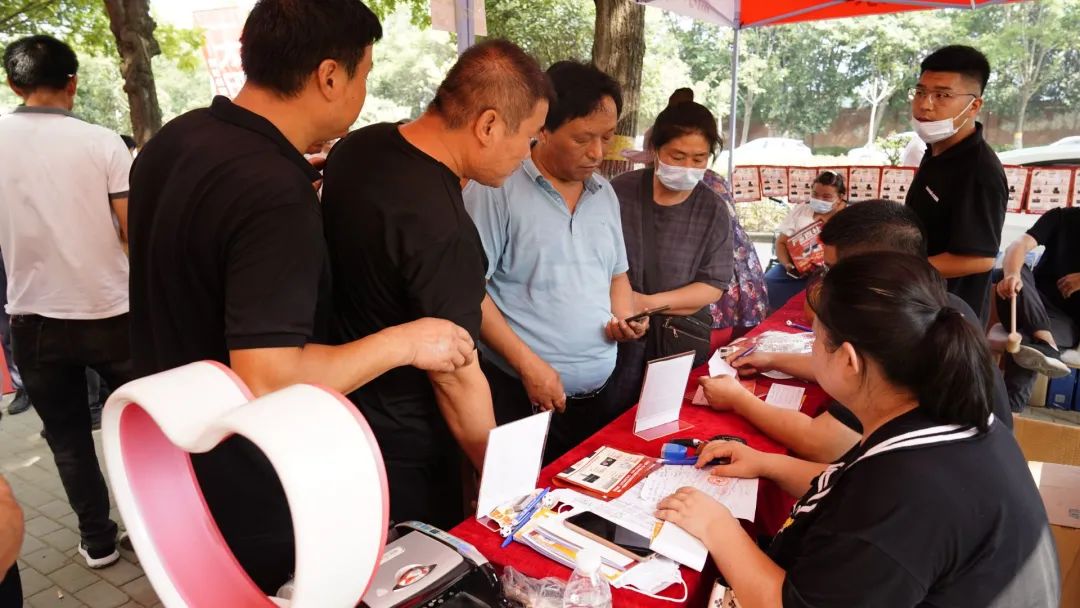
xmin=810 ymin=252 xmax=994 ymax=431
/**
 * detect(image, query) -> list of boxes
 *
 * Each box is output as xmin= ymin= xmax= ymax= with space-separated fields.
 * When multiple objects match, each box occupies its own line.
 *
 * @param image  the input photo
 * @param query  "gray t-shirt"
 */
xmin=611 ymin=169 xmax=733 ymax=295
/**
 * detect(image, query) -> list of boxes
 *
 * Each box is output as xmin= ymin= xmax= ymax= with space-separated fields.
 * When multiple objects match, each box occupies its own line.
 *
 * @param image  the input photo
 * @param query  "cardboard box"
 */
xmin=1013 ymin=416 xmax=1080 ymax=606
xmin=1046 ymin=371 xmax=1077 ymax=410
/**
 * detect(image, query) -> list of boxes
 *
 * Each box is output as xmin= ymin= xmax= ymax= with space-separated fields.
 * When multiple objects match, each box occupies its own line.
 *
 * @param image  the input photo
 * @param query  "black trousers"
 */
xmin=10 ymin=314 xmax=134 ymax=551
xmin=993 ymin=267 xmax=1080 ymax=410
xmin=0 ymin=564 xmax=20 ymax=606
xmin=482 ymin=359 xmax=612 ymax=465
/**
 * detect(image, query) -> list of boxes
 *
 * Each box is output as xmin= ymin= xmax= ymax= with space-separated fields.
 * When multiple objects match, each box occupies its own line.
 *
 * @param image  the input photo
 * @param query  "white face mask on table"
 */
xmin=611 ymin=556 xmax=688 ymax=602
xmin=656 ymin=160 xmax=706 ymax=192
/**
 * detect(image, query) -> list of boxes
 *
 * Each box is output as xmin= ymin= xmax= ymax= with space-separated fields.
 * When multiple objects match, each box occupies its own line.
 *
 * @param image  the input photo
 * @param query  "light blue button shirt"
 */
xmin=463 ymin=159 xmax=630 ymax=395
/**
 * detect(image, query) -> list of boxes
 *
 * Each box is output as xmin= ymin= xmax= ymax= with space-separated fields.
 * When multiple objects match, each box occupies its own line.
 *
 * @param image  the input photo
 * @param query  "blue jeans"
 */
xmin=764 ymin=264 xmax=809 ymax=313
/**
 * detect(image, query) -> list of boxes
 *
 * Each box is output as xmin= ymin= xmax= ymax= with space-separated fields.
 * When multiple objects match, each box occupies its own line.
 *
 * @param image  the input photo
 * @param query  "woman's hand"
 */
xmin=656 ymin=487 xmax=738 ymax=542
xmin=697 ymin=439 xmax=772 ymax=479
xmin=726 ymin=349 xmax=775 ymax=377
xmin=697 ymin=374 xmax=752 ymax=411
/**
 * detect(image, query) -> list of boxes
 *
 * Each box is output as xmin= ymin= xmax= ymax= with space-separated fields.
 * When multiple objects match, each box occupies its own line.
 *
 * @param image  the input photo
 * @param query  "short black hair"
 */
xmin=3 ymin=35 xmax=78 ymax=93
xmin=649 ymin=101 xmax=722 ymax=156
xmin=920 ymin=45 xmax=991 ymax=94
xmin=240 ymin=0 xmax=382 ymax=97
xmin=544 ymin=61 xmax=622 ymax=132
xmin=819 ymin=199 xmax=927 ymax=258
xmin=120 ymin=135 xmax=137 ymax=151
xmin=430 ymin=39 xmax=554 ymax=133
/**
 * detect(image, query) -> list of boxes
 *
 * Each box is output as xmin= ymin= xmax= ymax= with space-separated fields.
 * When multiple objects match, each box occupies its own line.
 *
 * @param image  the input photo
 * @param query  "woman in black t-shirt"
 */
xmin=606 ymin=102 xmax=733 ymax=417
xmin=657 ymin=253 xmax=1058 ymax=607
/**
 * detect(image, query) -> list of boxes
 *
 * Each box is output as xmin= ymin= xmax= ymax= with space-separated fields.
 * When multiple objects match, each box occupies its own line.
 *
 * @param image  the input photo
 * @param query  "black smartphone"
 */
xmin=564 ymin=511 xmax=654 ymax=559
xmin=624 ymin=305 xmax=671 ymax=324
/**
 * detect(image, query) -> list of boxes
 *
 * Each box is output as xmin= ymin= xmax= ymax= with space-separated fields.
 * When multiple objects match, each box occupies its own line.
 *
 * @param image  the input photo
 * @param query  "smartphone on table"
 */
xmin=564 ymin=511 xmax=655 ymax=562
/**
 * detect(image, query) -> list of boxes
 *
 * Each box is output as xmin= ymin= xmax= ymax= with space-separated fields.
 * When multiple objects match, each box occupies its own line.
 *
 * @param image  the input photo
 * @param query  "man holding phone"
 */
xmin=464 ymin=61 xmax=646 ymax=464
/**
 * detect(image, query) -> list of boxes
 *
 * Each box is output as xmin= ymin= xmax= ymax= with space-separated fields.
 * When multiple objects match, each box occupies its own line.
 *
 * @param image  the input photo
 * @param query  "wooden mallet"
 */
xmin=1006 ymin=293 xmax=1021 ymax=354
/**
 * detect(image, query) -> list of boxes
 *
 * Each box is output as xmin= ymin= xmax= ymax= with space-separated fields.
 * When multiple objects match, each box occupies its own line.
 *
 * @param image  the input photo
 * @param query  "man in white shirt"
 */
xmin=0 ymin=35 xmax=133 ymax=569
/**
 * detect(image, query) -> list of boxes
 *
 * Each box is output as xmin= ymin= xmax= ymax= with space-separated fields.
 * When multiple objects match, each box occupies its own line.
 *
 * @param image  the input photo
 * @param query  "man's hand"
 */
xmin=1058 ymin=273 xmax=1080 ymax=299
xmin=605 ymin=316 xmax=649 ymax=342
xmin=997 ymin=274 xmax=1023 ymax=299
xmin=520 ymin=356 xmax=566 ymax=413
xmin=386 ymin=318 xmax=475 ymax=372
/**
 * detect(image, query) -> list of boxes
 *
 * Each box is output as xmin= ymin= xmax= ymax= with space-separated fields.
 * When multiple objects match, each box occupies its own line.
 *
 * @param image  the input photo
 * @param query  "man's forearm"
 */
xmin=640 ymin=282 xmax=723 ymax=316
xmin=429 ymin=359 xmax=495 ymax=469
xmin=928 ymin=252 xmax=996 ymax=279
xmin=480 ymin=294 xmax=538 ymax=373
xmin=610 ymin=273 xmax=635 ymax=320
xmin=1002 ymin=235 xmax=1037 ymax=278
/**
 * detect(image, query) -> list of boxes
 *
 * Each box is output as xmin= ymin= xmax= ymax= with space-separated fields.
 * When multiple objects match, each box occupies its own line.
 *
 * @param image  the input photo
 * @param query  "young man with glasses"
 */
xmin=906 ymin=45 xmax=1007 ymax=327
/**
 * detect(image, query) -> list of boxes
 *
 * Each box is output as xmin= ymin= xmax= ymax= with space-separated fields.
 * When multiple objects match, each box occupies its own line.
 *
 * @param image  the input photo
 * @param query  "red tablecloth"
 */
xmin=451 ymin=293 xmax=828 ymax=606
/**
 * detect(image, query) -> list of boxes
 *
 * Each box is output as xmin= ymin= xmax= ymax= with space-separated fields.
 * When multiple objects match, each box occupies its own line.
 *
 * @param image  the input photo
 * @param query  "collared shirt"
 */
xmin=129 ymin=96 xmax=328 ymax=377
xmin=770 ymin=408 xmax=1057 ymax=607
xmin=464 ymin=159 xmax=629 ymax=395
xmin=0 ymin=105 xmax=131 ymax=319
xmin=907 ymin=122 xmax=1007 ymax=325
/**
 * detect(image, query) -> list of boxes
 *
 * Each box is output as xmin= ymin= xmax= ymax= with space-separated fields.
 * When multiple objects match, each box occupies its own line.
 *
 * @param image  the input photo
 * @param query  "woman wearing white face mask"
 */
xmin=605 ymin=102 xmax=735 ymax=418
xmin=765 ymin=170 xmax=847 ymax=313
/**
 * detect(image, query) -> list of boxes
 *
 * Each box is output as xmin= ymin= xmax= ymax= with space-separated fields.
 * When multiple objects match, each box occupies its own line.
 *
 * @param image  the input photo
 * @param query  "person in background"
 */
xmin=129 ymin=1 xmax=475 ymax=592
xmin=764 ymin=170 xmax=846 ymax=312
xmin=994 ymin=206 xmax=1079 ymax=411
xmin=0 ymin=34 xmax=134 ymax=569
xmin=323 ymin=39 xmax=553 ymax=525
xmin=606 ymin=101 xmax=733 ymax=417
xmin=705 ymin=199 xmax=1012 ymax=464
xmin=463 ymin=60 xmax=645 ymax=465
xmin=622 ymin=87 xmax=694 ymax=164
xmin=907 ymin=45 xmax=1006 ymax=326
xmin=0 ymin=252 xmax=30 ymax=417
xmin=659 ymin=253 xmax=1058 ymax=607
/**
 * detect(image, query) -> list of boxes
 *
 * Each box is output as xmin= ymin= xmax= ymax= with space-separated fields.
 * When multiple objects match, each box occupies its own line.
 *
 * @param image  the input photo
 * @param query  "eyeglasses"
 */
xmin=909 ymin=87 xmax=979 ymax=104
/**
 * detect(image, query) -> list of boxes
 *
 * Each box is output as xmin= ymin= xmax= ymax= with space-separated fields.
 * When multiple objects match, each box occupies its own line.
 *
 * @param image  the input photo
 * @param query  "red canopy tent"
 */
xmin=634 ymin=0 xmax=1026 ymax=175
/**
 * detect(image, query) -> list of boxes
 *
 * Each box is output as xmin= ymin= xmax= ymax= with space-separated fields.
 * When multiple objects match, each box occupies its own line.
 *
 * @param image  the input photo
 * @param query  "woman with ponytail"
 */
xmin=657 ymin=253 xmax=1058 ymax=607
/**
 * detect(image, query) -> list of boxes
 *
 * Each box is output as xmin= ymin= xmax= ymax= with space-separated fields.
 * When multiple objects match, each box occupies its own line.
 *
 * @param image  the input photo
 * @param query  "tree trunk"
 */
xmin=1014 ymin=94 xmax=1030 ymax=149
xmin=867 ymin=101 xmax=879 ymax=147
xmin=102 ymin=0 xmax=162 ymax=146
xmin=592 ymin=0 xmax=645 ymax=178
xmin=740 ymin=90 xmax=755 ymax=146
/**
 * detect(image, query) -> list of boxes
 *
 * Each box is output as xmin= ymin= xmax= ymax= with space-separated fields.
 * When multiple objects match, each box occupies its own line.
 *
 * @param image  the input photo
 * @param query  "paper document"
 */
xmin=636 ymin=352 xmax=695 ymax=434
xmin=638 ymin=466 xmax=758 ymax=522
xmin=708 ymin=349 xmax=738 ymax=378
xmin=691 ymin=386 xmax=708 ymax=406
xmin=476 ymin=411 xmax=551 ymax=519
xmin=652 ymin=521 xmax=708 ymax=572
xmin=764 ymin=383 xmax=805 ymax=411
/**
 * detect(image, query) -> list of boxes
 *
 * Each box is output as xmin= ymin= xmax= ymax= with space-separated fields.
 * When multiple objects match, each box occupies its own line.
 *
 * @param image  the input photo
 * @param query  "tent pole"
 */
xmin=727 ymin=23 xmax=740 ymax=179
xmin=455 ymin=0 xmax=475 ymax=55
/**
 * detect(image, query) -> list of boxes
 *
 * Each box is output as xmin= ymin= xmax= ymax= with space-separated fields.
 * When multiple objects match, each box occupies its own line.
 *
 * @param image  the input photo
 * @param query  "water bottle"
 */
xmin=563 ymin=549 xmax=612 ymax=608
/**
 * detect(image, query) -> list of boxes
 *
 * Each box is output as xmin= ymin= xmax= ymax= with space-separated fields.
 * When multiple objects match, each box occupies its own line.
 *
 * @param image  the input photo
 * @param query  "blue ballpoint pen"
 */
xmin=501 ymin=487 xmax=550 ymax=548
xmin=786 ymin=320 xmax=814 ymax=332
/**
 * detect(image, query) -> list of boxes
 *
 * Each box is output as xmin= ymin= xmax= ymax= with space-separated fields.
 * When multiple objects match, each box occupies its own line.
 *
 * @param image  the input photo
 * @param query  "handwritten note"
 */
xmin=764 ymin=383 xmax=805 ymax=411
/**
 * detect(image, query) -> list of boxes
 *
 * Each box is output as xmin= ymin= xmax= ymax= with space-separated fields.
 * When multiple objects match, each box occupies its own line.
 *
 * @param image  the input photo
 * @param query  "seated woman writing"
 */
xmin=657 ymin=253 xmax=1058 ymax=607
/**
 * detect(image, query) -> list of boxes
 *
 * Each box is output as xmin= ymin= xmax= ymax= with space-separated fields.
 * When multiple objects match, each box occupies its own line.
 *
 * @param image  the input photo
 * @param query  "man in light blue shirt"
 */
xmin=464 ymin=61 xmax=647 ymax=463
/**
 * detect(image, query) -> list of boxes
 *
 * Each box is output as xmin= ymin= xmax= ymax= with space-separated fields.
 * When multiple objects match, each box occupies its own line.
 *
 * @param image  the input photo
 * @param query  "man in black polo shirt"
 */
xmin=322 ymin=40 xmax=553 ymax=528
xmin=128 ymin=0 xmax=474 ymax=593
xmin=994 ymin=207 xmax=1080 ymax=410
xmin=907 ymin=45 xmax=1007 ymax=326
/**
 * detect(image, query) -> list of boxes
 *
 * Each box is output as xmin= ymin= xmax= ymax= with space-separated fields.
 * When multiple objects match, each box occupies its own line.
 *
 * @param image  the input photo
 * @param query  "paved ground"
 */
xmin=1 ymin=393 xmax=158 ymax=608
xmin=2 ymin=389 xmax=1078 ymax=607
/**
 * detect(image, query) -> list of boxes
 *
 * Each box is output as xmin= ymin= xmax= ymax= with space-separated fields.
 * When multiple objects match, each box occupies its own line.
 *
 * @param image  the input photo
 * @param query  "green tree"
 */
xmin=365 ymin=8 xmax=456 ymax=121
xmin=484 ymin=0 xmax=593 ymax=68
xmin=959 ymin=0 xmax=1076 ymax=148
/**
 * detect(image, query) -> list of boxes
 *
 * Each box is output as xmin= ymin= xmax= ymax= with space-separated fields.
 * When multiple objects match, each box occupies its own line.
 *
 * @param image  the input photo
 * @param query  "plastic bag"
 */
xmin=501 ymin=566 xmax=566 ymax=608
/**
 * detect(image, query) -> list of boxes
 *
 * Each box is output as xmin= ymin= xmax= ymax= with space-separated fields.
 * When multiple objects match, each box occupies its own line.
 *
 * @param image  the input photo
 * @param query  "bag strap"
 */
xmin=639 ymin=169 xmax=661 ymax=295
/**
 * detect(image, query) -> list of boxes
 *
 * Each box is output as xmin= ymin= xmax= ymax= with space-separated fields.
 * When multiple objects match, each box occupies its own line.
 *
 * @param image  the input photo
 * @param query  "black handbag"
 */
xmin=638 ymin=170 xmax=713 ymax=367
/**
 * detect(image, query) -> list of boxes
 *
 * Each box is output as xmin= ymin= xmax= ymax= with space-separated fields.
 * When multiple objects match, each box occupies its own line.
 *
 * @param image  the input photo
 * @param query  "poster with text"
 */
xmin=848 ymin=167 xmax=883 ymax=202
xmin=731 ymin=167 xmax=762 ymax=203
xmin=1027 ymin=168 xmax=1073 ymax=214
xmin=880 ymin=167 xmax=917 ymax=204
xmin=788 ymin=168 xmax=818 ymax=203
xmin=1002 ymin=166 xmax=1030 ymax=213
xmin=760 ymin=166 xmax=789 ymax=199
